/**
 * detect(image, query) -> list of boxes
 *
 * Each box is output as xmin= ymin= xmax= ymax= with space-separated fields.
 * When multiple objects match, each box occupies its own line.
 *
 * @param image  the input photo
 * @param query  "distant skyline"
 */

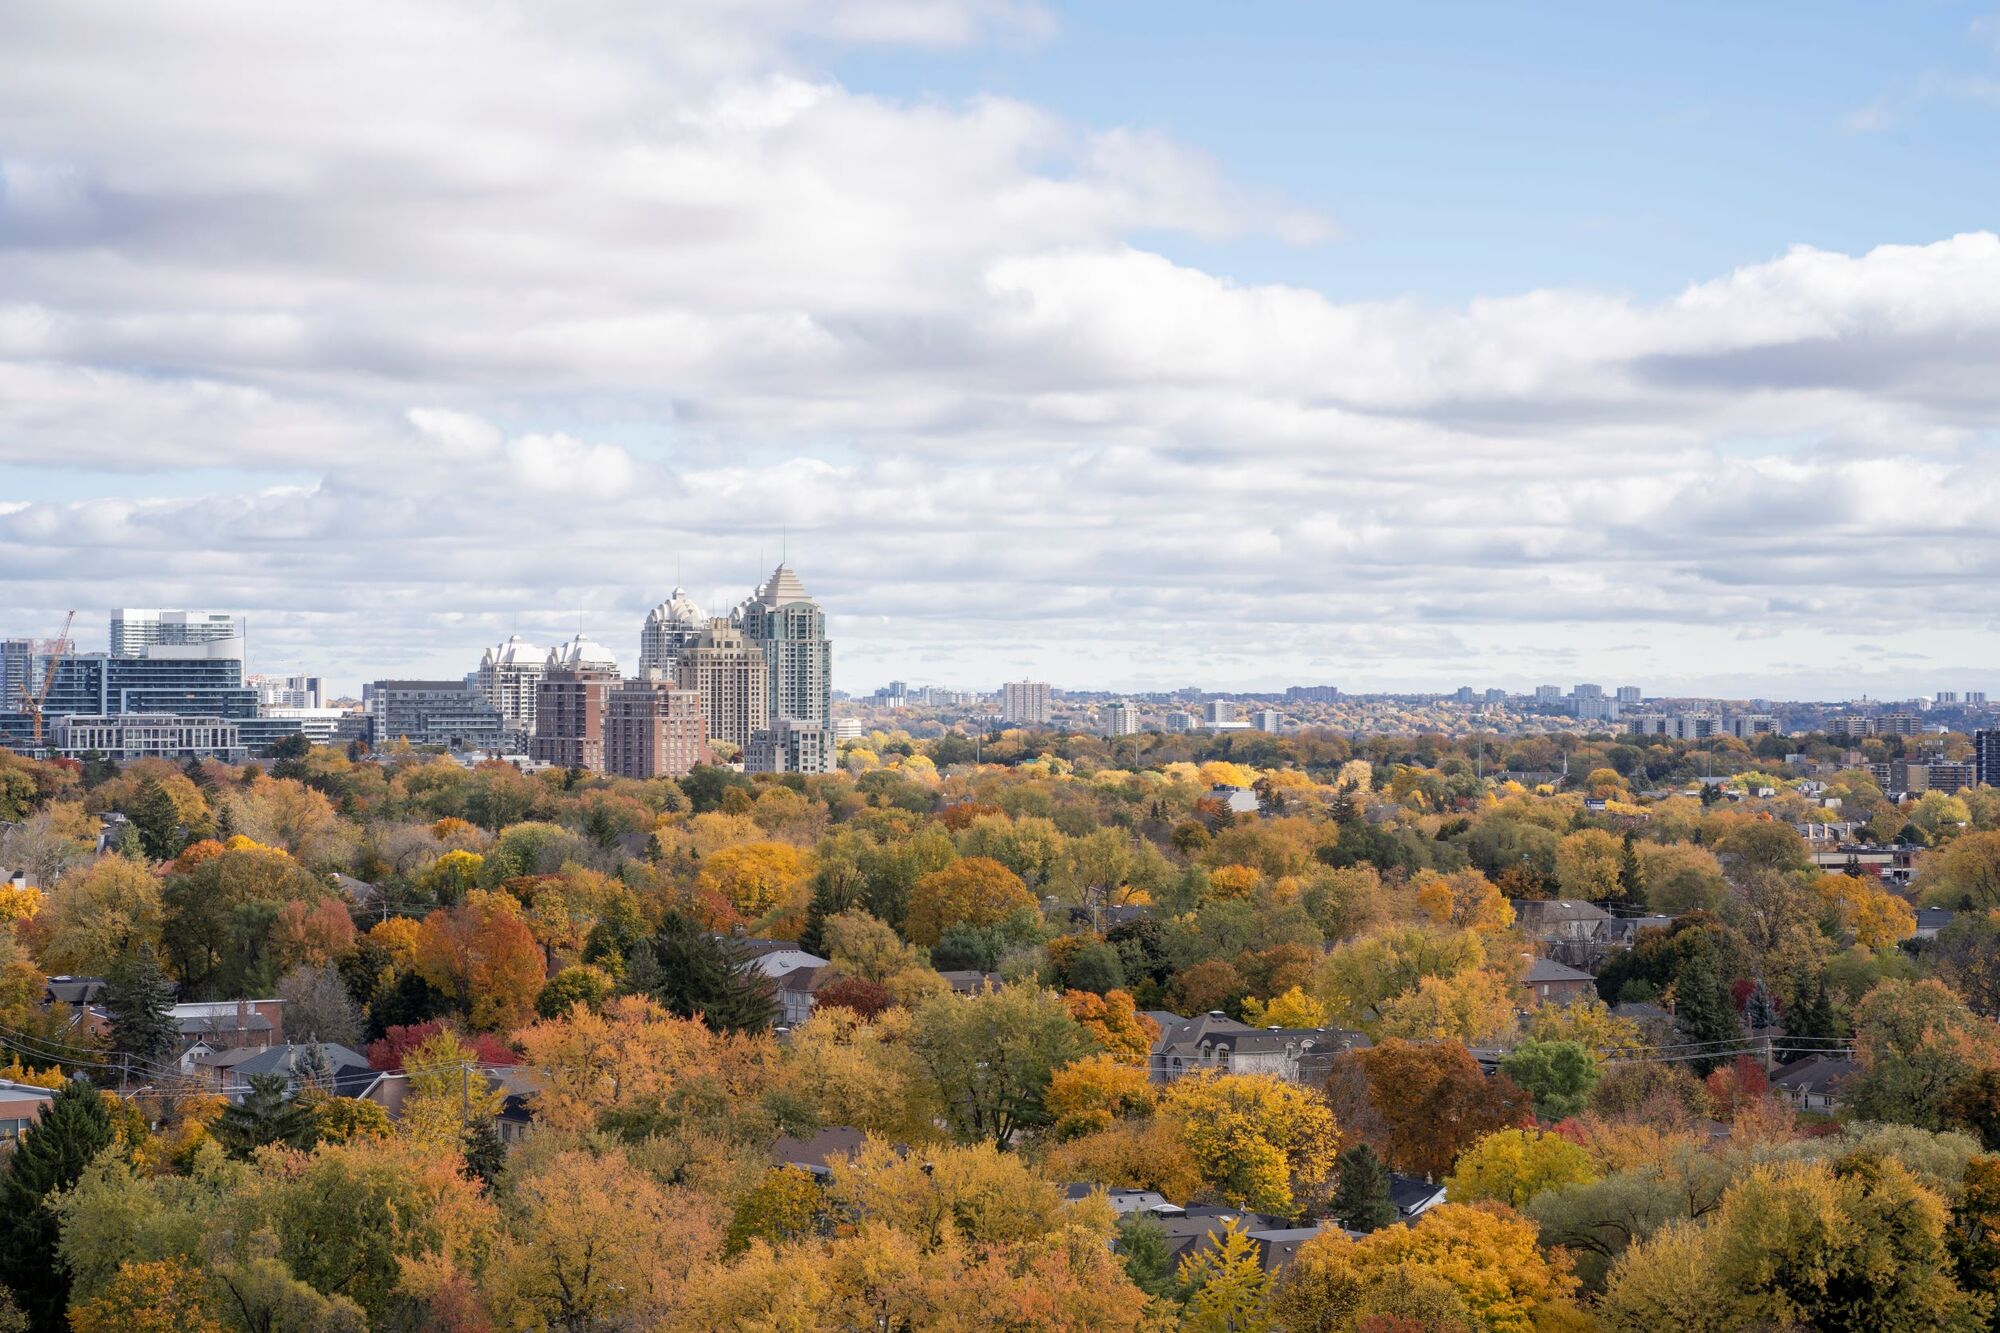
xmin=5 ymin=3 xmax=2000 ymax=699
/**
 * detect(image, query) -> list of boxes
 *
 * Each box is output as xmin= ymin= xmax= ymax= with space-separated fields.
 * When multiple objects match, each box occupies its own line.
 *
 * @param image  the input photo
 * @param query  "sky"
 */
xmin=3 ymin=1 xmax=2000 ymax=700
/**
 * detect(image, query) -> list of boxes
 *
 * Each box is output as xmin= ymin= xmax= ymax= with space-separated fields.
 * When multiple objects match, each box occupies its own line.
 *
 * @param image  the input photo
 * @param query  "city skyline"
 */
xmin=6 ymin=5 xmax=2000 ymax=696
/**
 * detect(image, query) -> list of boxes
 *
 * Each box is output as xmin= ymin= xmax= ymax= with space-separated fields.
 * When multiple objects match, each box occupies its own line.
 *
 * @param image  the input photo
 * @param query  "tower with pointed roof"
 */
xmin=738 ymin=563 xmax=831 ymax=733
xmin=475 ymin=633 xmax=545 ymax=747
xmin=640 ymin=587 xmax=705 ymax=678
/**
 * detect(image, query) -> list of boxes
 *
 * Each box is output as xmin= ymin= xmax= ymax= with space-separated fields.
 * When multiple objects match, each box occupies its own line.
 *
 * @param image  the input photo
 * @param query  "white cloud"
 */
xmin=1 ymin=0 xmax=1998 ymax=694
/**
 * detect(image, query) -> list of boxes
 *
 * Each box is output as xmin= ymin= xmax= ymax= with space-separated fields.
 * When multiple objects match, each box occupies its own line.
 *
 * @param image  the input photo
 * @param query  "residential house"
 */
xmin=1152 ymin=1012 xmax=1369 ymax=1084
xmin=1913 ymin=908 xmax=1956 ymax=941
xmin=198 ymin=1041 xmax=374 ymax=1097
xmin=0 ymin=1080 xmax=57 ymax=1145
xmin=1389 ymin=1174 xmax=1447 ymax=1220
xmin=1509 ymin=899 xmax=1612 ymax=967
xmin=1771 ymin=1056 xmax=1857 ymax=1112
xmin=774 ymin=964 xmax=834 ymax=1027
xmin=1522 ymin=957 xmax=1597 ymax=1007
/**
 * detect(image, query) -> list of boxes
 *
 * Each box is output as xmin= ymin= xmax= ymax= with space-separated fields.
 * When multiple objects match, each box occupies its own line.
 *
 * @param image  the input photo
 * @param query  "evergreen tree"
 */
xmin=1673 ymin=943 xmax=1742 ymax=1075
xmin=1785 ymin=972 xmax=1842 ymax=1048
xmin=1330 ymin=1142 xmax=1397 ymax=1233
xmin=461 ymin=1119 xmax=507 ymax=1187
xmin=291 ymin=1042 xmax=335 ymax=1096
xmin=1618 ymin=831 xmax=1645 ymax=902
xmin=1115 ymin=1214 xmax=1176 ymax=1297
xmin=0 ymin=1078 xmax=114 ymax=1330
xmin=628 ymin=913 xmax=777 ymax=1034
xmin=215 ymin=1073 xmax=315 ymax=1158
xmin=128 ymin=778 xmax=187 ymax=861
xmin=102 ymin=941 xmax=180 ymax=1077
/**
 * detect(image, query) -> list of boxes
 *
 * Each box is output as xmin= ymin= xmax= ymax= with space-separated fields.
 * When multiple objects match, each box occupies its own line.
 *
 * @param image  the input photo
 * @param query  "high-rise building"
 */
xmin=1205 ymin=699 xmax=1238 ymax=726
xmin=677 ymin=618 xmax=770 ymax=750
xmin=738 ymin=565 xmax=830 ymax=729
xmin=1876 ymin=712 xmax=1924 ymax=737
xmin=1164 ymin=710 xmax=1198 ymax=733
xmin=474 ymin=635 xmax=544 ymax=744
xmin=1534 ymin=685 xmax=1563 ymax=703
xmin=1576 ymin=697 xmax=1620 ymax=723
xmin=1285 ymin=685 xmax=1339 ymax=703
xmin=1253 ymin=709 xmax=1283 ymax=733
xmin=1976 ymin=730 xmax=2000 ymax=789
xmin=1103 ymin=701 xmax=1140 ymax=735
xmin=640 ymin=587 xmax=706 ymax=678
xmin=2 ymin=637 xmax=258 ymax=746
xmin=364 ymin=680 xmax=508 ymax=751
xmin=110 ymin=609 xmax=242 ymax=656
xmin=531 ymin=634 xmax=620 ymax=770
xmin=1 ymin=636 xmax=75 ymax=711
xmin=1727 ymin=715 xmax=1778 ymax=740
xmin=248 ymin=673 xmax=323 ymax=709
xmin=1615 ymin=686 xmax=1643 ymax=705
xmin=745 ymin=717 xmax=834 ymax=775
xmin=1572 ymin=684 xmax=1604 ymax=701
xmin=1968 ymin=692 xmax=1990 ymax=705
xmin=605 ymin=678 xmax=710 ymax=778
xmin=1935 ymin=691 xmax=1961 ymax=706
xmin=1002 ymin=680 xmax=1052 ymax=726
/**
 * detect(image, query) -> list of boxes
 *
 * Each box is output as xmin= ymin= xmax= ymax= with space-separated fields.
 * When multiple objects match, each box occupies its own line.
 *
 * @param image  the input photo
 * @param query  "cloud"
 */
xmin=2 ymin=0 xmax=1999 ymax=693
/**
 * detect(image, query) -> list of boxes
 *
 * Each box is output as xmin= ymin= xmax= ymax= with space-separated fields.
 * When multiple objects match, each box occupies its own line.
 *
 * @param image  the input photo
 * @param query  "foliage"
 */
xmin=0 ymin=1079 xmax=114 ymax=1329
xmin=1159 ymin=1070 xmax=1342 ymax=1217
xmin=1498 ymin=1039 xmax=1601 ymax=1121
xmin=1445 ymin=1127 xmax=1598 ymax=1209
xmin=910 ymin=983 xmax=1094 ymax=1147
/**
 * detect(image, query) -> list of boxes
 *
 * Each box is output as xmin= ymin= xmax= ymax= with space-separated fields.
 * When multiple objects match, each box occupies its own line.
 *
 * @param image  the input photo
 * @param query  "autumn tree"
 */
xmin=1918 ymin=830 xmax=2000 ymax=909
xmin=1326 ymin=1039 xmax=1531 ymax=1181
xmin=489 ymin=1146 xmax=718 ymax=1331
xmin=1177 ymin=1218 xmax=1272 ymax=1333
xmin=1060 ymin=988 xmax=1158 ymax=1060
xmin=1847 ymin=978 xmax=2000 ymax=1130
xmin=68 ymin=1259 xmax=223 ymax=1333
xmin=1271 ymin=1202 xmax=1581 ymax=1333
xmin=905 ymin=857 xmax=1035 ymax=947
xmin=1158 ymin=1071 xmax=1342 ymax=1217
xmin=412 ymin=889 xmax=546 ymax=1032
xmin=1045 ymin=1054 xmax=1155 ymax=1139
xmin=30 ymin=856 xmax=163 ymax=978
xmin=1555 ymin=829 xmax=1625 ymax=902
xmin=910 ymin=983 xmax=1093 ymax=1147
xmin=695 ymin=841 xmax=810 ymax=926
xmin=726 ymin=1166 xmax=828 ymax=1255
xmin=1444 ymin=1127 xmax=1597 ymax=1209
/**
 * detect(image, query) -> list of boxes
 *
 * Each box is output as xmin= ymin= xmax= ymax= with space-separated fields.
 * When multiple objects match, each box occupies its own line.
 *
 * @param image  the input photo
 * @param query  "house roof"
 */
xmin=1771 ymin=1055 xmax=1858 ymax=1096
xmin=1524 ymin=957 xmax=1596 ymax=984
xmin=43 ymin=976 xmax=107 ymax=1006
xmin=1388 ymin=1174 xmax=1447 ymax=1215
xmin=773 ymin=1126 xmax=869 ymax=1175
xmin=1914 ymin=908 xmax=1956 ymax=930
xmin=1510 ymin=899 xmax=1612 ymax=924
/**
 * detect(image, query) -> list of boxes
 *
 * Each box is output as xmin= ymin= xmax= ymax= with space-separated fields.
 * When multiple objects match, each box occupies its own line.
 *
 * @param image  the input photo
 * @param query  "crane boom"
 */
xmin=23 ymin=610 xmax=76 ymax=749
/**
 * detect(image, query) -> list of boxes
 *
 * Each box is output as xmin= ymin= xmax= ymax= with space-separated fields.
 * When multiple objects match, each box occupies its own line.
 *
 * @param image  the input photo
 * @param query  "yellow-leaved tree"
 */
xmin=1158 ymin=1071 xmax=1341 ymax=1217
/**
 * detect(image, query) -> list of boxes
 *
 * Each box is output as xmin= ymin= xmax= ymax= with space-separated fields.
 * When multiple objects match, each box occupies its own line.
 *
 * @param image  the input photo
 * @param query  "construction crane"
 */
xmin=20 ymin=611 xmax=75 ymax=749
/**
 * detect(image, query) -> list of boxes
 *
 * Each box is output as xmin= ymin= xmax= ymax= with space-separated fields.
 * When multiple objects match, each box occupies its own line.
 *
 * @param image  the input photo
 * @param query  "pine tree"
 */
xmin=1115 ymin=1214 xmax=1176 ymax=1297
xmin=1330 ymin=1142 xmax=1397 ymax=1233
xmin=1672 ymin=943 xmax=1742 ymax=1075
xmin=461 ymin=1119 xmax=507 ymax=1187
xmin=215 ymin=1072 xmax=315 ymax=1158
xmin=103 ymin=942 xmax=181 ymax=1077
xmin=0 ymin=1078 xmax=114 ymax=1329
xmin=1618 ymin=831 xmax=1645 ymax=903
xmin=629 ymin=913 xmax=777 ymax=1034
xmin=128 ymin=778 xmax=186 ymax=861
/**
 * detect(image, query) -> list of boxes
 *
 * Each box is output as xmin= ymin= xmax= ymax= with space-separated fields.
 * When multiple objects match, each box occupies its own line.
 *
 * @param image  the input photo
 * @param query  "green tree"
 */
xmin=128 ymin=779 xmax=189 ymax=861
xmin=102 ymin=942 xmax=181 ymax=1076
xmin=1330 ymin=1142 xmax=1397 ymax=1233
xmin=1499 ymin=1038 xmax=1602 ymax=1120
xmin=910 ymin=983 xmax=1094 ymax=1147
xmin=1116 ymin=1213 xmax=1177 ymax=1297
xmin=0 ymin=1079 xmax=114 ymax=1330
xmin=1618 ymin=831 xmax=1645 ymax=901
xmin=624 ymin=912 xmax=776 ymax=1034
xmin=1671 ymin=943 xmax=1741 ymax=1075
xmin=214 ymin=1073 xmax=315 ymax=1158
xmin=1847 ymin=979 xmax=2000 ymax=1130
